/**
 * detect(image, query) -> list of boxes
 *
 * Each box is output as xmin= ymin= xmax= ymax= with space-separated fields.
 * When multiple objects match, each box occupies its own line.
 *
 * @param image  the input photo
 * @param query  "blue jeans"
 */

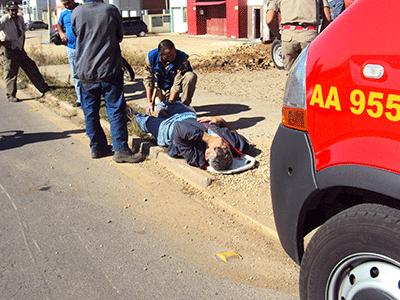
xmin=80 ymin=74 xmax=129 ymax=152
xmin=135 ymin=100 xmax=194 ymax=145
xmin=66 ymin=47 xmax=81 ymax=104
xmin=136 ymin=101 xmax=195 ymax=136
xmin=328 ymin=0 xmax=344 ymax=19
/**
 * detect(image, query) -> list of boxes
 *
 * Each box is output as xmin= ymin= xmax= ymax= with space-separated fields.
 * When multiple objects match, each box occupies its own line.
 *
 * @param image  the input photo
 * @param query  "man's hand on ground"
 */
xmin=146 ymin=102 xmax=153 ymax=115
xmin=197 ymin=116 xmax=226 ymax=125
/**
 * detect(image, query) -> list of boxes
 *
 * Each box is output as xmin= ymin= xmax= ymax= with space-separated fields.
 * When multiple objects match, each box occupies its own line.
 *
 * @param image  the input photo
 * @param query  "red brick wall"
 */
xmin=187 ymin=0 xmax=247 ymax=38
xmin=205 ymin=5 xmax=226 ymax=35
xmin=141 ymin=0 xmax=166 ymax=11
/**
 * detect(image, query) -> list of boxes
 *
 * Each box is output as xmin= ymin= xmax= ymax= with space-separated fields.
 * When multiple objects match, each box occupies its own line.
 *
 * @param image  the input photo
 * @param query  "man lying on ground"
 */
xmin=133 ymin=102 xmax=249 ymax=171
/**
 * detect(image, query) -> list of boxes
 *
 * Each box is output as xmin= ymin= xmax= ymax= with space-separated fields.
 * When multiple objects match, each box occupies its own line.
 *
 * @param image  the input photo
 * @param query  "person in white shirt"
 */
xmin=0 ymin=1 xmax=49 ymax=102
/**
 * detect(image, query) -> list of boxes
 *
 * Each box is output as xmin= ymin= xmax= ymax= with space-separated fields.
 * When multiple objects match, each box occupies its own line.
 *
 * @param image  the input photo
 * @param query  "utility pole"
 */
xmin=27 ymin=0 xmax=31 ymax=22
xmin=47 ymin=0 xmax=52 ymax=41
xmin=165 ymin=0 xmax=168 ymax=11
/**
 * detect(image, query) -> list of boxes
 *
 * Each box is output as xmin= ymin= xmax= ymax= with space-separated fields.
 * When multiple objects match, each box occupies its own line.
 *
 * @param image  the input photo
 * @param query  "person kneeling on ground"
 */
xmin=134 ymin=102 xmax=249 ymax=171
xmin=144 ymin=39 xmax=197 ymax=114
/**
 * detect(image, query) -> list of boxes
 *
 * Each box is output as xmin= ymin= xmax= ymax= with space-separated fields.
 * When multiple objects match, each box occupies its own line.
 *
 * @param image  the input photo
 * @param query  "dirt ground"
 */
xmin=25 ymin=31 xmax=247 ymax=61
xmin=24 ymin=31 xmax=298 ymax=297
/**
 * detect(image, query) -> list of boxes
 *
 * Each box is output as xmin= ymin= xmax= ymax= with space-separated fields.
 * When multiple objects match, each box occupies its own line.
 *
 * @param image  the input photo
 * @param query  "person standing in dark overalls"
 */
xmin=0 ymin=1 xmax=49 ymax=102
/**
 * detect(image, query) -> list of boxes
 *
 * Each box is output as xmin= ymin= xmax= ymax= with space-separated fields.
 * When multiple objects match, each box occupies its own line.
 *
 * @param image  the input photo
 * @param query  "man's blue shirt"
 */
xmin=58 ymin=9 xmax=76 ymax=49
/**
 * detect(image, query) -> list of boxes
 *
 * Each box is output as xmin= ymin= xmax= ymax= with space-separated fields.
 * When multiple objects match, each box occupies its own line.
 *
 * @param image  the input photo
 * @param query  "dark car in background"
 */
xmin=122 ymin=17 xmax=148 ymax=37
xmin=27 ymin=21 xmax=48 ymax=31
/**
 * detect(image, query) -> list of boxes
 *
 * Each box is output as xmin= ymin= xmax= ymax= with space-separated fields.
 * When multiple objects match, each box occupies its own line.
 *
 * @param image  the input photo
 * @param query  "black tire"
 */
xmin=121 ymin=57 xmax=135 ymax=82
xmin=29 ymin=27 xmax=35 ymax=31
xmin=300 ymin=203 xmax=400 ymax=300
xmin=271 ymin=39 xmax=284 ymax=70
xmin=137 ymin=31 xmax=146 ymax=37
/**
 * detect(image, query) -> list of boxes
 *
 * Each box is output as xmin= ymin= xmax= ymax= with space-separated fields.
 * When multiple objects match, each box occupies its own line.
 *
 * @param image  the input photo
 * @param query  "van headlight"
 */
xmin=282 ymin=47 xmax=309 ymax=131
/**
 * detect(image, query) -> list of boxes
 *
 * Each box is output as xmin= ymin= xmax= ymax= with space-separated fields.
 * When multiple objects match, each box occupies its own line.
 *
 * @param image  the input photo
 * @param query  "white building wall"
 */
xmin=169 ymin=0 xmax=187 ymax=33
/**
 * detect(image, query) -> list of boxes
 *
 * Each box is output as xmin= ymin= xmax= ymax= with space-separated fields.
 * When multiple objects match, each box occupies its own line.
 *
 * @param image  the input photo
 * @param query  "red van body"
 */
xmin=270 ymin=0 xmax=400 ymax=299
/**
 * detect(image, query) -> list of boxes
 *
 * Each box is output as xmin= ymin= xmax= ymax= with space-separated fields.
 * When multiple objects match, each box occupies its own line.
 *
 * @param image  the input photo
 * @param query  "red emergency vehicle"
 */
xmin=270 ymin=0 xmax=400 ymax=299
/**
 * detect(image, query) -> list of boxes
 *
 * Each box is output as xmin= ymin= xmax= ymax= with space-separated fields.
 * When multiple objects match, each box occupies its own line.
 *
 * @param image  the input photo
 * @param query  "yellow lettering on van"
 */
xmin=325 ymin=86 xmax=341 ymax=111
xmin=310 ymin=84 xmax=325 ymax=108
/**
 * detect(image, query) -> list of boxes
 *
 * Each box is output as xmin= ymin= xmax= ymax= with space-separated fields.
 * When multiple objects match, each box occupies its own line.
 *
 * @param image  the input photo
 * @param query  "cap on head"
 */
xmin=208 ymin=146 xmax=233 ymax=171
xmin=6 ymin=1 xmax=19 ymax=10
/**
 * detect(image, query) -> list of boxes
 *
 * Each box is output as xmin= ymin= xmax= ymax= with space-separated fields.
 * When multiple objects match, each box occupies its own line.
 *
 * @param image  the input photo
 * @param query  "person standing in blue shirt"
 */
xmin=57 ymin=0 xmax=81 ymax=107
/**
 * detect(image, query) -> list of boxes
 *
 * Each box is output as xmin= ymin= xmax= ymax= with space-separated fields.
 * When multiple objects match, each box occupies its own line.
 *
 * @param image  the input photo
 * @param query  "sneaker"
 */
xmin=91 ymin=145 xmax=114 ymax=159
xmin=113 ymin=149 xmax=143 ymax=163
xmin=7 ymin=96 xmax=20 ymax=102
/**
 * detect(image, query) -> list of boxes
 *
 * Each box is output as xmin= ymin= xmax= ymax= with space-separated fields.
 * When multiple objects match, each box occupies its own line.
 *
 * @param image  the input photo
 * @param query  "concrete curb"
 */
xmin=21 ymin=83 xmax=280 ymax=241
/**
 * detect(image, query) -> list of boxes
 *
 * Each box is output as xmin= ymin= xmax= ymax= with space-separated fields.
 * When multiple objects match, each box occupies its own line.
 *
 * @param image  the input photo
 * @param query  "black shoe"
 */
xmin=91 ymin=145 xmax=114 ymax=159
xmin=113 ymin=149 xmax=143 ymax=163
xmin=41 ymin=86 xmax=51 ymax=97
xmin=8 ymin=96 xmax=20 ymax=102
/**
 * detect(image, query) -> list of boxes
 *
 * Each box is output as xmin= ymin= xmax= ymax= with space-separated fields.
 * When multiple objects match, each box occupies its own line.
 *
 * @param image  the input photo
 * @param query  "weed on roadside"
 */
xmin=42 ymin=74 xmax=77 ymax=105
xmin=17 ymin=71 xmax=30 ymax=89
xmin=121 ymin=48 xmax=146 ymax=74
xmin=27 ymin=45 xmax=67 ymax=66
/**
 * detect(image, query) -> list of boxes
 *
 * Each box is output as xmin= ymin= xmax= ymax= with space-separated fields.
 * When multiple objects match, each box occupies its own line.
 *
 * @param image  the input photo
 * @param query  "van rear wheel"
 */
xmin=137 ymin=31 xmax=146 ymax=37
xmin=300 ymin=204 xmax=400 ymax=300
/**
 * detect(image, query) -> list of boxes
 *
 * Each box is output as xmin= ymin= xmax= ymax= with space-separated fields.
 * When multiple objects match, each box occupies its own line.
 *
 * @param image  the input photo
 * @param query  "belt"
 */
xmin=282 ymin=24 xmax=317 ymax=31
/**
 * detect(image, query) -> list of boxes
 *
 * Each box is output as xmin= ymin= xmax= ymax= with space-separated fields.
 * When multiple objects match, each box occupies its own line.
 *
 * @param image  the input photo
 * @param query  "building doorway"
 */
xmin=254 ymin=8 xmax=261 ymax=39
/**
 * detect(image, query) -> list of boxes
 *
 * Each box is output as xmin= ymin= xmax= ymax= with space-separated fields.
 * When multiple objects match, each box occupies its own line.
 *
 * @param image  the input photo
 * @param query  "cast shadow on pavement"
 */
xmin=194 ymin=103 xmax=251 ymax=116
xmin=124 ymin=81 xmax=146 ymax=101
xmin=0 ymin=129 xmax=85 ymax=151
xmin=229 ymin=116 xmax=266 ymax=130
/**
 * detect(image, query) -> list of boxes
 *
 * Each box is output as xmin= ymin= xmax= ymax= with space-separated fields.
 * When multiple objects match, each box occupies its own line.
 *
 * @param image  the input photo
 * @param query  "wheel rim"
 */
xmin=139 ymin=31 xmax=145 ymax=37
xmin=326 ymin=252 xmax=400 ymax=300
xmin=273 ymin=44 xmax=284 ymax=69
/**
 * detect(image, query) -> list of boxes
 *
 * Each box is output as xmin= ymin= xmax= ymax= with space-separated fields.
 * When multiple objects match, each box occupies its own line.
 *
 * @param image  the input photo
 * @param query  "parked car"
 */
xmin=122 ymin=18 xmax=148 ymax=37
xmin=270 ymin=0 xmax=400 ymax=299
xmin=26 ymin=21 xmax=48 ymax=31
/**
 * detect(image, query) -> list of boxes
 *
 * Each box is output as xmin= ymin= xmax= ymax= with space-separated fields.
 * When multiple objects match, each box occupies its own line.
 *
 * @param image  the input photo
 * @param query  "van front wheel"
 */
xmin=300 ymin=203 xmax=400 ymax=300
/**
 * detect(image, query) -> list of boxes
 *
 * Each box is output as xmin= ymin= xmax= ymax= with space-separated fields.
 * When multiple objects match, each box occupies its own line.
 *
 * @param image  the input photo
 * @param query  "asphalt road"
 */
xmin=0 ymin=94 xmax=297 ymax=300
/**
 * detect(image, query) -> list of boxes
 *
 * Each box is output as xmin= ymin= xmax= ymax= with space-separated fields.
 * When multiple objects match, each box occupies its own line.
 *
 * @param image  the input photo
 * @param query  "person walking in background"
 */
xmin=266 ymin=0 xmax=331 ymax=70
xmin=57 ymin=0 xmax=81 ymax=107
xmin=144 ymin=39 xmax=197 ymax=115
xmin=71 ymin=0 xmax=142 ymax=163
xmin=0 ymin=1 xmax=49 ymax=102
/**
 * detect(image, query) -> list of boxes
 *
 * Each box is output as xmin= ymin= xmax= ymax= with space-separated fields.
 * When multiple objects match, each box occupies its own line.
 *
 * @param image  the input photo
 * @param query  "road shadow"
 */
xmin=0 ymin=129 xmax=85 ymax=151
xmin=124 ymin=81 xmax=146 ymax=101
xmin=247 ymin=144 xmax=262 ymax=157
xmin=194 ymin=104 xmax=251 ymax=116
xmin=228 ymin=116 xmax=265 ymax=130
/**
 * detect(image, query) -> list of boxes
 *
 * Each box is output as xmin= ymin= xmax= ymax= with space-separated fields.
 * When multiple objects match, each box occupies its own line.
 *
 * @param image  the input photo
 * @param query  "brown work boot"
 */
xmin=113 ymin=148 xmax=143 ymax=163
xmin=91 ymin=145 xmax=113 ymax=159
